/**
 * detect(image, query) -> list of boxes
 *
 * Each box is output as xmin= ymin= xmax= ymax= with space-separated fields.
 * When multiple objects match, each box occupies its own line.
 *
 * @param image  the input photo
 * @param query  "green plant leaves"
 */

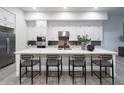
xmin=77 ymin=34 xmax=91 ymax=45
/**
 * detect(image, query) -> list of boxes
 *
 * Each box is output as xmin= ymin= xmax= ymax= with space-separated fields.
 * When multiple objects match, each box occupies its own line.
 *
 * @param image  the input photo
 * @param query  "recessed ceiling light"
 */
xmin=94 ymin=7 xmax=98 ymax=9
xmin=63 ymin=7 xmax=67 ymax=9
xmin=32 ymin=7 xmax=37 ymax=10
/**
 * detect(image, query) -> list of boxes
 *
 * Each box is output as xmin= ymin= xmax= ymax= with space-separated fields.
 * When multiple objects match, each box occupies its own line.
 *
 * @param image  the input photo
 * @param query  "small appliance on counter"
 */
xmin=87 ymin=44 xmax=95 ymax=51
xmin=37 ymin=36 xmax=46 ymax=48
xmin=27 ymin=40 xmax=36 ymax=46
xmin=58 ymin=31 xmax=70 ymax=50
xmin=118 ymin=47 xmax=124 ymax=57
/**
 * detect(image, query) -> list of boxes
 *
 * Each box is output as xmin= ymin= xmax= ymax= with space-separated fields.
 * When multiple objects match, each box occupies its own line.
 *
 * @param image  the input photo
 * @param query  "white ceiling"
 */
xmin=20 ymin=7 xmax=124 ymax=14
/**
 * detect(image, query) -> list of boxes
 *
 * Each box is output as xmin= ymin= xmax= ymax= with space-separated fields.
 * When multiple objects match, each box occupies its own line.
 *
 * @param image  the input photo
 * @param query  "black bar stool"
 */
xmin=69 ymin=55 xmax=86 ymax=85
xmin=19 ymin=54 xmax=41 ymax=84
xmin=46 ymin=55 xmax=62 ymax=84
xmin=91 ymin=55 xmax=114 ymax=85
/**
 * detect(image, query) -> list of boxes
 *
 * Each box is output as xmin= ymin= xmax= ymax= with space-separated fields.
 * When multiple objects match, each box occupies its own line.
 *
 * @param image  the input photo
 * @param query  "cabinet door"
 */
xmin=27 ymin=20 xmax=47 ymax=40
xmin=4 ymin=12 xmax=15 ymax=24
xmin=27 ymin=27 xmax=36 ymax=40
xmin=0 ymin=8 xmax=15 ymax=28
xmin=0 ymin=8 xmax=15 ymax=23
xmin=0 ymin=8 xmax=5 ymax=20
xmin=36 ymin=20 xmax=47 ymax=36
xmin=0 ymin=20 xmax=15 ymax=28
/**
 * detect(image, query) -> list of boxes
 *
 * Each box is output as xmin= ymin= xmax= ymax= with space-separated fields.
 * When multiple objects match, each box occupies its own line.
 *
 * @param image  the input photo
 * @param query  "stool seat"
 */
xmin=19 ymin=55 xmax=41 ymax=85
xmin=47 ymin=60 xmax=61 ymax=66
xmin=91 ymin=55 xmax=114 ymax=85
xmin=21 ymin=60 xmax=39 ymax=67
xmin=69 ymin=55 xmax=86 ymax=85
xmin=46 ymin=55 xmax=62 ymax=84
xmin=70 ymin=60 xmax=85 ymax=67
xmin=92 ymin=60 xmax=112 ymax=67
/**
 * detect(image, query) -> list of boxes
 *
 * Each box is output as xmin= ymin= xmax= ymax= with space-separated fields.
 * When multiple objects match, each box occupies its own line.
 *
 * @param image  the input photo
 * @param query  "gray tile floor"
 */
xmin=0 ymin=56 xmax=124 ymax=85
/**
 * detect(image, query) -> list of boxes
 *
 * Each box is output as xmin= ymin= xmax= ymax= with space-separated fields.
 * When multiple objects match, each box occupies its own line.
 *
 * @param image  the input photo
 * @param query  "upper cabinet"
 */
xmin=0 ymin=8 xmax=15 ymax=28
xmin=47 ymin=21 xmax=103 ymax=41
xmin=25 ymin=12 xmax=108 ymax=20
xmin=26 ymin=20 xmax=47 ymax=41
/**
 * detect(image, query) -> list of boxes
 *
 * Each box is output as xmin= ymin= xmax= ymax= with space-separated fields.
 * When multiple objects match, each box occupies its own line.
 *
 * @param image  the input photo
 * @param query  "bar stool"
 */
xmin=69 ymin=55 xmax=86 ymax=85
xmin=91 ymin=55 xmax=114 ymax=85
xmin=19 ymin=54 xmax=41 ymax=84
xmin=46 ymin=55 xmax=62 ymax=84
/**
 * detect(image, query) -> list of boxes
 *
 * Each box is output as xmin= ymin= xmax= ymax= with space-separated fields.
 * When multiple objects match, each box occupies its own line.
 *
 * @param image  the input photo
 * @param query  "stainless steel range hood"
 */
xmin=58 ymin=31 xmax=70 ymax=37
xmin=58 ymin=31 xmax=70 ymax=49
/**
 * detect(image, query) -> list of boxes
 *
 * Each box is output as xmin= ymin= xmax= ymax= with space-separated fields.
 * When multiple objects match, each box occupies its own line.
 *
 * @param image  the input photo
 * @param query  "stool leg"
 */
xmin=61 ymin=61 xmax=62 ymax=75
xmin=31 ymin=64 xmax=33 ymax=85
xmin=112 ymin=60 xmax=114 ymax=85
xmin=72 ymin=65 xmax=74 ymax=85
xmin=82 ymin=67 xmax=84 ymax=76
xmin=85 ymin=62 xmax=86 ymax=85
xmin=19 ymin=64 xmax=21 ymax=84
xmin=105 ymin=67 xmax=107 ymax=77
xmin=91 ymin=56 xmax=93 ymax=76
xmin=58 ymin=65 xmax=60 ymax=84
xmin=61 ymin=56 xmax=62 ymax=75
xmin=69 ymin=59 xmax=70 ymax=76
xmin=46 ymin=65 xmax=48 ymax=84
xmin=100 ymin=61 xmax=102 ymax=85
xmin=26 ymin=66 xmax=27 ymax=76
xmin=39 ymin=57 xmax=41 ymax=75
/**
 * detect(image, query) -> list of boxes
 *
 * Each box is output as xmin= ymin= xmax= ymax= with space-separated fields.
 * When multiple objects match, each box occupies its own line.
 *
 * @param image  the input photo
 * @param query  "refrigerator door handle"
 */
xmin=6 ymin=38 xmax=10 ymax=54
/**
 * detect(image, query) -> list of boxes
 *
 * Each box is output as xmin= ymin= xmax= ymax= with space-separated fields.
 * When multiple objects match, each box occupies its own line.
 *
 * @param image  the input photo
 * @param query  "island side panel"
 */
xmin=16 ymin=54 xmax=20 ymax=76
xmin=113 ymin=54 xmax=116 ymax=77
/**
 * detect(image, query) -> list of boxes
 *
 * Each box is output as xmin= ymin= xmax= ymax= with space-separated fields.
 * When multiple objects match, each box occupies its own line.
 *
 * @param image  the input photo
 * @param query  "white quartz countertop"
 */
xmin=15 ymin=48 xmax=117 ymax=55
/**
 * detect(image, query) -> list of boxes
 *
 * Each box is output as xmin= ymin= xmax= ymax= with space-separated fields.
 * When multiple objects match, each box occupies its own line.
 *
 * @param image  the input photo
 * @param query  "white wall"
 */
xmin=25 ymin=12 xmax=108 ymax=20
xmin=26 ymin=20 xmax=47 ymax=40
xmin=47 ymin=21 xmax=103 ymax=41
xmin=103 ymin=14 xmax=124 ymax=51
xmin=4 ymin=7 xmax=27 ymax=51
xmin=24 ymin=11 xmax=124 ymax=51
xmin=25 ymin=12 xmax=124 ymax=52
xmin=3 ymin=9 xmax=124 ymax=51
xmin=4 ymin=8 xmax=27 ymax=76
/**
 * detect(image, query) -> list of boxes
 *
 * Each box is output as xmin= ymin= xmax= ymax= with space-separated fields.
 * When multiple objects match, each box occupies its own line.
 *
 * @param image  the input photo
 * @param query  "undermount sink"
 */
xmin=65 ymin=48 xmax=72 ymax=50
xmin=58 ymin=48 xmax=72 ymax=50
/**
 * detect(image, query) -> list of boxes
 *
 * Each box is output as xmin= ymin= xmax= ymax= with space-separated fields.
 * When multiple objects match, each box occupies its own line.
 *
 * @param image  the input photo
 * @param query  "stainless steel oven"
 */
xmin=37 ymin=36 xmax=46 ymax=48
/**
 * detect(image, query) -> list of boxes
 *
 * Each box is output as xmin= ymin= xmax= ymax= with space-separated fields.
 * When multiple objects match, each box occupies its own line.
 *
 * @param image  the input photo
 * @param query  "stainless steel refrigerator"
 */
xmin=0 ymin=26 xmax=15 ymax=69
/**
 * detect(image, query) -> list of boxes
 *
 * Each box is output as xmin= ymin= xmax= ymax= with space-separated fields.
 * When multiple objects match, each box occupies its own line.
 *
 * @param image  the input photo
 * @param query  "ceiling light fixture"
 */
xmin=32 ymin=7 xmax=37 ymax=10
xmin=63 ymin=7 xmax=67 ymax=9
xmin=94 ymin=7 xmax=98 ymax=9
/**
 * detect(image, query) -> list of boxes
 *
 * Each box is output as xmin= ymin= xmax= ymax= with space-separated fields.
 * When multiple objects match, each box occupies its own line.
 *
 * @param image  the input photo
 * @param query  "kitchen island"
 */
xmin=15 ymin=48 xmax=117 ymax=76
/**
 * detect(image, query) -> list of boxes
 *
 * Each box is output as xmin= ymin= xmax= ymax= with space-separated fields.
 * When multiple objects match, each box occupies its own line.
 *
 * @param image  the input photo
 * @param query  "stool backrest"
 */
xmin=72 ymin=55 xmax=85 ymax=61
xmin=21 ymin=54 xmax=33 ymax=60
xmin=99 ymin=55 xmax=112 ymax=60
xmin=47 ymin=55 xmax=60 ymax=60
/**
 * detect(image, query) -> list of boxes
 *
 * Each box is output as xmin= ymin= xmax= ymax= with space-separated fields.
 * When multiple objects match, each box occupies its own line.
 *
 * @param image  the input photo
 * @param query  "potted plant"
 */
xmin=77 ymin=34 xmax=91 ymax=50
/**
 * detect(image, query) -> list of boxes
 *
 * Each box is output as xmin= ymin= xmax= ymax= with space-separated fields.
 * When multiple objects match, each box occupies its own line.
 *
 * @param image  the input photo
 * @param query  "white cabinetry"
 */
xmin=36 ymin=20 xmax=47 ymax=36
xmin=27 ymin=20 xmax=47 ymax=41
xmin=0 ymin=8 xmax=15 ymax=28
xmin=48 ymin=21 xmax=103 ymax=41
xmin=84 ymin=26 xmax=103 ymax=41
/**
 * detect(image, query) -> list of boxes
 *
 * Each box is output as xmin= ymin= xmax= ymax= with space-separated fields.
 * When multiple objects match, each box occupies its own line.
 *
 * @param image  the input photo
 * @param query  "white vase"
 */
xmin=81 ymin=43 xmax=87 ymax=50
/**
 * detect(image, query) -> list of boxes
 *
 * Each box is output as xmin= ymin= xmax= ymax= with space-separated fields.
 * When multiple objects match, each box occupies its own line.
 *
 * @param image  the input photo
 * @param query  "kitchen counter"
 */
xmin=15 ymin=48 xmax=117 ymax=76
xmin=15 ymin=47 xmax=117 ymax=55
